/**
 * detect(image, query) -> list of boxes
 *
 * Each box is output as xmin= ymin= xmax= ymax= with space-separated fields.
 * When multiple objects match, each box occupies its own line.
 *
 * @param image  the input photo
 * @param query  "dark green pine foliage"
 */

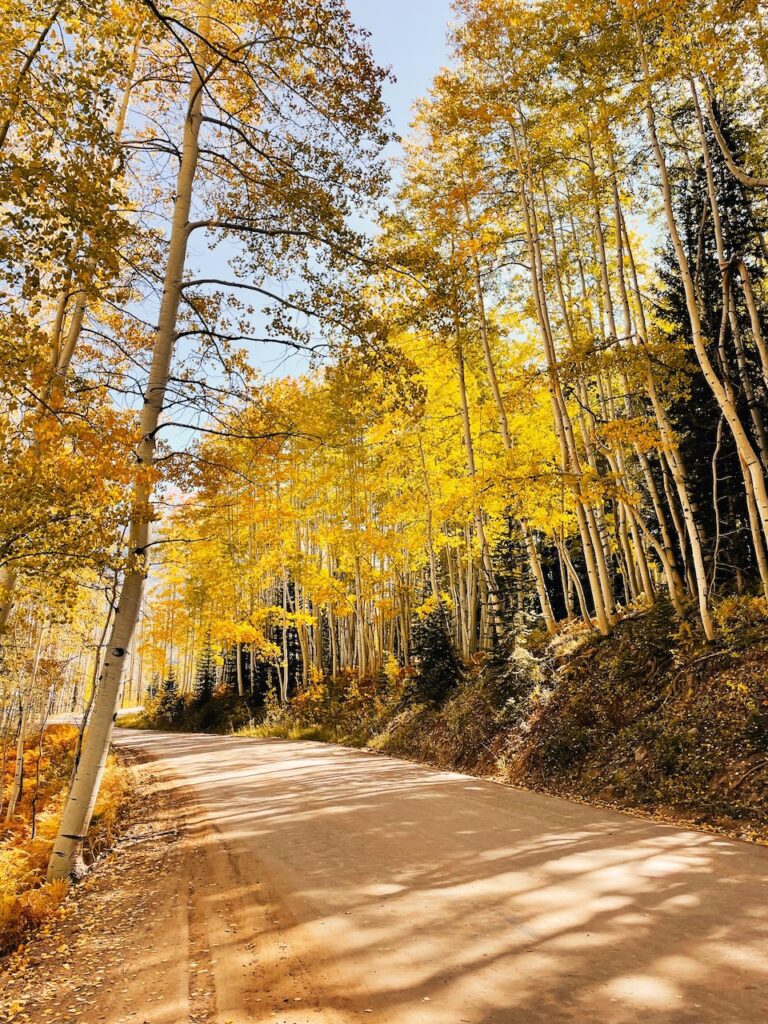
xmin=657 ymin=100 xmax=767 ymax=592
xmin=410 ymin=608 xmax=464 ymax=704
xmin=194 ymin=630 xmax=217 ymax=705
xmin=157 ymin=667 xmax=181 ymax=720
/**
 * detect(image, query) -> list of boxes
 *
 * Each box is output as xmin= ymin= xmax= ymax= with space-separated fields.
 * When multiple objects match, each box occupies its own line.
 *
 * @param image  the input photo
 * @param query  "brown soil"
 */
xmin=0 ymin=747 xmax=332 ymax=1024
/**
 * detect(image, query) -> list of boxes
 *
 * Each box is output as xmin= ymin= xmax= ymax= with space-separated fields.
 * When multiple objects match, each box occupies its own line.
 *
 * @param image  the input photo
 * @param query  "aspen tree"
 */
xmin=48 ymin=0 xmax=214 ymax=880
xmin=45 ymin=0 xmax=389 ymax=876
xmin=636 ymin=24 xmax=768 ymax=553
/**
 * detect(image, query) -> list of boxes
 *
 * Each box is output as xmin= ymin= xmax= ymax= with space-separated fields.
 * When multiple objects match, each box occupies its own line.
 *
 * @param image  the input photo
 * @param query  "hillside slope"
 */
xmin=377 ymin=602 xmax=768 ymax=841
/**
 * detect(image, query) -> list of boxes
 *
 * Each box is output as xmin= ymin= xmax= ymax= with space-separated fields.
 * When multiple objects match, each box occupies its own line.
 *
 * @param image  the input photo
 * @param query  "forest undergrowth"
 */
xmin=136 ymin=596 xmax=768 ymax=843
xmin=0 ymin=726 xmax=130 ymax=956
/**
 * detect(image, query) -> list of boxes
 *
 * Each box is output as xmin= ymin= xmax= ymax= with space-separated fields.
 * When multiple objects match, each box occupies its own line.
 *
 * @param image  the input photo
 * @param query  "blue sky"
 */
xmin=233 ymin=0 xmax=455 ymax=378
xmin=146 ymin=4 xmax=456 ymax=492
xmin=184 ymin=1 xmax=455 ymax=385
xmin=346 ymin=0 xmax=454 ymax=140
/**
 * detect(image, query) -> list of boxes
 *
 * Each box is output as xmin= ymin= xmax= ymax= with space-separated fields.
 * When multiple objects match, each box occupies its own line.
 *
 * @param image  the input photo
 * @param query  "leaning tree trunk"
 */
xmin=638 ymin=39 xmax=768 ymax=553
xmin=47 ymin=12 xmax=209 ymax=880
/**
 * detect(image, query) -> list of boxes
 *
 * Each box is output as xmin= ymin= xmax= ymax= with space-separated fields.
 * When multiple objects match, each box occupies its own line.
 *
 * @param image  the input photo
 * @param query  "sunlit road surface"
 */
xmin=114 ymin=729 xmax=768 ymax=1024
xmin=49 ymin=706 xmax=143 ymax=727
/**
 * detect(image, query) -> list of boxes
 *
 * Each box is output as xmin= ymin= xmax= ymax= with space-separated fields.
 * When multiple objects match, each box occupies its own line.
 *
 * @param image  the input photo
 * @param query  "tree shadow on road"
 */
xmin=115 ymin=730 xmax=768 ymax=1024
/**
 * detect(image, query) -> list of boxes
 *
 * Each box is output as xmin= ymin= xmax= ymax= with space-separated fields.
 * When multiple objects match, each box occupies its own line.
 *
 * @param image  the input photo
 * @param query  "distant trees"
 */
xmin=147 ymin=0 xmax=768 ymax=697
xmin=1 ymin=0 xmax=767 ymax=877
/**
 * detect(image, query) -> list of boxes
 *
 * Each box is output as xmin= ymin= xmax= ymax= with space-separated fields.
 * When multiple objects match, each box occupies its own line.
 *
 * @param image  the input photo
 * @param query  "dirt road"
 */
xmin=6 ymin=730 xmax=768 ymax=1023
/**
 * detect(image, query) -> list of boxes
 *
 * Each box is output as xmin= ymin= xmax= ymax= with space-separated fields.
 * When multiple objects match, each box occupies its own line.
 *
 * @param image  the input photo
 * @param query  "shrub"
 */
xmin=0 ymin=725 xmax=130 ymax=955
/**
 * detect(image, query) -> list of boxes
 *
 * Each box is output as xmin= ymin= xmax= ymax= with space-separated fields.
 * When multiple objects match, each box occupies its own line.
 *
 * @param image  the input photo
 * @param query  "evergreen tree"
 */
xmin=410 ymin=609 xmax=464 ymax=705
xmin=157 ymin=668 xmax=180 ymax=721
xmin=194 ymin=631 xmax=217 ymax=706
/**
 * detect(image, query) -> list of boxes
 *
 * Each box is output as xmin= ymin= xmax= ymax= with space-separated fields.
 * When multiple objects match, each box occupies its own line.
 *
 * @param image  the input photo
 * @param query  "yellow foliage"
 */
xmin=414 ymin=594 xmax=442 ymax=620
xmin=0 ymin=727 xmax=129 ymax=955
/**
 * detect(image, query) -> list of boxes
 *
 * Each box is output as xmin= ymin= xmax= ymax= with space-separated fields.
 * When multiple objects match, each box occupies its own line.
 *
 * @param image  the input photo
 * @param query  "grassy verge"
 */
xmin=0 ymin=725 xmax=131 ymax=956
xmin=129 ymin=691 xmax=379 ymax=747
xmin=116 ymin=712 xmax=146 ymax=730
xmin=238 ymin=718 xmax=372 ymax=746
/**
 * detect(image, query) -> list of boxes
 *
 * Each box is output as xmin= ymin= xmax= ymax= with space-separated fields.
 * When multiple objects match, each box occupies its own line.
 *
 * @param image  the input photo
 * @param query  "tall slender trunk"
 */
xmin=690 ymin=80 xmax=768 ymax=472
xmin=453 ymin=327 xmax=500 ymax=645
xmin=555 ymin=534 xmax=592 ymax=627
xmin=281 ymin=570 xmax=289 ymax=701
xmin=638 ymin=34 xmax=768 ymax=555
xmin=5 ymin=704 xmax=27 ymax=824
xmin=522 ymin=523 xmax=556 ymax=630
xmin=5 ymin=623 xmax=45 ymax=822
xmin=47 ymin=10 xmax=210 ymax=880
xmin=417 ymin=432 xmax=442 ymax=608
xmin=619 ymin=196 xmax=714 ymax=635
xmin=512 ymin=124 xmax=612 ymax=631
xmin=462 ymin=196 xmax=556 ymax=631
xmin=235 ymin=642 xmax=244 ymax=697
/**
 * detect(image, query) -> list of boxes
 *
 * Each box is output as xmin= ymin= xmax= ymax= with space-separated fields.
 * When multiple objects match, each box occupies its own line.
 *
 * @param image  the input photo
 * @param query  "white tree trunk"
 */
xmin=47 ymin=9 xmax=209 ymax=880
xmin=640 ymin=44 xmax=768 ymax=552
xmin=0 ymin=568 xmax=17 ymax=632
